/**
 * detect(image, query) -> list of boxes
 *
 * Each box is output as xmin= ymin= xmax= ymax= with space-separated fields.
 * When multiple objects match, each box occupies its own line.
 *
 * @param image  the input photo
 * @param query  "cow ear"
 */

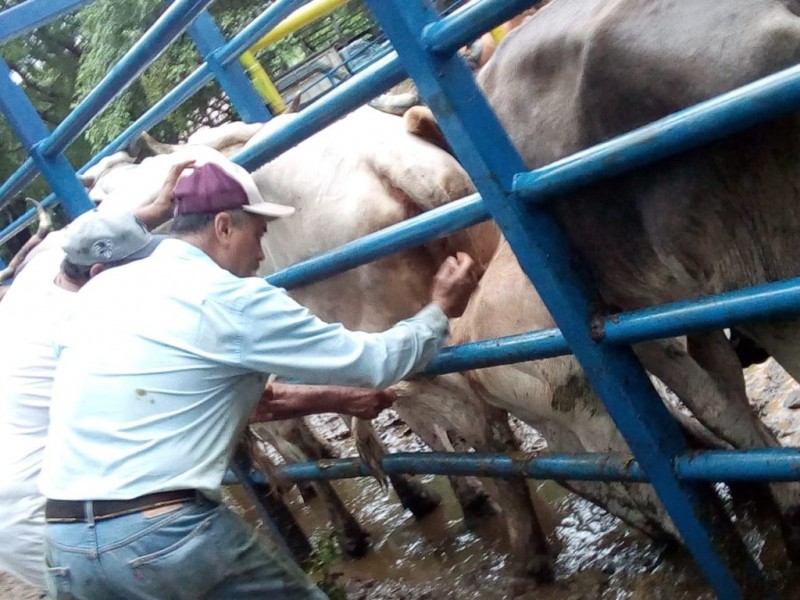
xmin=404 ymin=106 xmax=453 ymax=155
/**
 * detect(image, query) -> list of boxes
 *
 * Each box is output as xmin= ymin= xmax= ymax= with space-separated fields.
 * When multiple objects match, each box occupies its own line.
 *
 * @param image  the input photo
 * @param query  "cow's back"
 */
xmin=480 ymin=0 xmax=800 ymax=309
xmin=249 ymin=107 xmax=496 ymax=331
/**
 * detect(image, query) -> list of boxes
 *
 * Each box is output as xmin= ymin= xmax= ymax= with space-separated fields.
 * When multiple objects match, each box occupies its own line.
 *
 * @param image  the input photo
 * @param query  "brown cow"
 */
xmin=411 ymin=0 xmax=800 ymax=562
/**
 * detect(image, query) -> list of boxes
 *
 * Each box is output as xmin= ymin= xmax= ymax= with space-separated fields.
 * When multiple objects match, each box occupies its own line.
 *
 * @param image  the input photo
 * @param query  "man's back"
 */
xmin=41 ymin=238 xmax=266 ymax=501
xmin=41 ymin=237 xmax=448 ymax=501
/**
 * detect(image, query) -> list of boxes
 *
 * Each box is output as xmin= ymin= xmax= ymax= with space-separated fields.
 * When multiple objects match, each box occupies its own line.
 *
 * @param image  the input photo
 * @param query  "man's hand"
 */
xmin=134 ymin=160 xmax=196 ymax=229
xmin=248 ymin=383 xmax=396 ymax=423
xmin=431 ymin=252 xmax=479 ymax=318
xmin=334 ymin=388 xmax=396 ymax=420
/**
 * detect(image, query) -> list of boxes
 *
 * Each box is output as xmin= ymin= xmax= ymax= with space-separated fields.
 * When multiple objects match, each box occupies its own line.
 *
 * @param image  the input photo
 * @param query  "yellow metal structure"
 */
xmin=239 ymin=0 xmax=351 ymax=112
xmin=250 ymin=0 xmax=349 ymax=53
xmin=240 ymin=51 xmax=286 ymax=113
xmin=489 ymin=25 xmax=506 ymax=43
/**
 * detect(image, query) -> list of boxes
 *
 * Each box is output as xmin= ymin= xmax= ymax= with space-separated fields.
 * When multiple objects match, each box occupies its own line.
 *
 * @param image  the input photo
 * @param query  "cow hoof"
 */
xmin=338 ymin=526 xmax=370 ymax=558
xmin=461 ymin=491 xmax=501 ymax=529
xmin=389 ymin=475 xmax=442 ymax=519
xmin=404 ymin=490 xmax=442 ymax=520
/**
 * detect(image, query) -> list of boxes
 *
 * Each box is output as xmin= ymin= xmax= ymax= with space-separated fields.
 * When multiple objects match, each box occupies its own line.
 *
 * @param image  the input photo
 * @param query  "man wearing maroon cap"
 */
xmin=40 ymin=158 xmax=478 ymax=599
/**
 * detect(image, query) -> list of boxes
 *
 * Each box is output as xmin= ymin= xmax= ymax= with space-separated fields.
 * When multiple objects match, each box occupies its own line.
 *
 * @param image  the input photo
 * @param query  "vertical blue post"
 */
xmin=188 ymin=11 xmax=271 ymax=123
xmin=0 ymin=57 xmax=93 ymax=219
xmin=365 ymin=1 xmax=767 ymax=598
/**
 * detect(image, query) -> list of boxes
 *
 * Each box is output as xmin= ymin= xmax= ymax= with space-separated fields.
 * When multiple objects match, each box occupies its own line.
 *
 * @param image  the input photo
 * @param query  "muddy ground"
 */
xmin=4 ymin=358 xmax=800 ymax=599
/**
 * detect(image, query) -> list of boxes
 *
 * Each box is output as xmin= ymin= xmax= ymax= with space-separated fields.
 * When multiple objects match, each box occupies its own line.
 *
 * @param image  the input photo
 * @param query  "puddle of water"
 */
xmin=229 ymin=402 xmax=800 ymax=599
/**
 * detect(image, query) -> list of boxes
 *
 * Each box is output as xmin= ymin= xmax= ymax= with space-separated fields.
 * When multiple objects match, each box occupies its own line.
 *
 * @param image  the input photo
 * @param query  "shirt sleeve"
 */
xmin=236 ymin=282 xmax=448 ymax=388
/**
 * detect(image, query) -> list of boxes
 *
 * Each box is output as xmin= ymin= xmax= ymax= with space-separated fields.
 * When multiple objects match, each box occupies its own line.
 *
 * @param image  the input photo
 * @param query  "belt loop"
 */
xmin=84 ymin=500 xmax=95 ymax=527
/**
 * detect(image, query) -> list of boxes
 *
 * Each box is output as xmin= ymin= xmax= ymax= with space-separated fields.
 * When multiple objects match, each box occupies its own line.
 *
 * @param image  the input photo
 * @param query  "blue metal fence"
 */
xmin=2 ymin=0 xmax=800 ymax=596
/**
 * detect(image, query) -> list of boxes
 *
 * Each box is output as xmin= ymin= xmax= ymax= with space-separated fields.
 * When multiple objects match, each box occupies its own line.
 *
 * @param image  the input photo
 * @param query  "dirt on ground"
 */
xmin=0 ymin=572 xmax=41 ymax=599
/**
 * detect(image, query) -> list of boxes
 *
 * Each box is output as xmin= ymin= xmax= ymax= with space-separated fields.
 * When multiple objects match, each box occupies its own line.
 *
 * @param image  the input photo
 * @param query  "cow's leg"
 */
xmin=312 ymin=480 xmax=370 ymax=557
xmin=344 ymin=415 xmax=442 ymax=518
xmin=474 ymin=406 xmax=554 ymax=582
xmin=430 ymin=429 xmax=501 ymax=527
xmin=536 ymin=421 xmax=680 ymax=542
xmin=256 ymin=421 xmax=371 ymax=557
xmin=740 ymin=319 xmax=800 ymax=384
xmin=276 ymin=418 xmax=337 ymax=502
xmin=392 ymin=380 xmax=501 ymax=526
xmin=636 ymin=334 xmax=800 ymax=561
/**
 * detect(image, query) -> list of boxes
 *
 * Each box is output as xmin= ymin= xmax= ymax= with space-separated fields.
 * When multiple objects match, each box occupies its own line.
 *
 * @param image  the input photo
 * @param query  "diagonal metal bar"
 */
xmin=366 ymin=1 xmax=766 ymax=597
xmin=0 ymin=0 xmax=93 ymax=44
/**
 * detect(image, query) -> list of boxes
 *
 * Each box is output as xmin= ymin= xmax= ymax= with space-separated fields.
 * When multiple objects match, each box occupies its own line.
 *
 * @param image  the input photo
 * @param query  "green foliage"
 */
xmin=0 ymin=0 xmax=377 ymax=260
xmin=0 ymin=0 xmax=86 ymax=259
xmin=307 ymin=532 xmax=346 ymax=600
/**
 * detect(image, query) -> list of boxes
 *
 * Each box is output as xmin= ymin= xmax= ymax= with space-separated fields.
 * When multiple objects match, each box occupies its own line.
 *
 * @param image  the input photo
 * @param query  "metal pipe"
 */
xmin=0 ymin=64 xmax=214 ymax=247
xmin=266 ymin=195 xmax=489 ymax=289
xmin=424 ymin=276 xmax=800 ymax=376
xmin=224 ymin=448 xmax=800 ymax=485
xmin=79 ymin=64 xmax=215 ymax=172
xmin=216 ymin=0 xmax=308 ymax=66
xmin=422 ymin=0 xmax=541 ymax=57
xmin=38 ymin=0 xmax=216 ymax=157
xmin=249 ymin=0 xmax=349 ymax=53
xmin=234 ymin=52 xmax=406 ymax=173
xmin=0 ymin=0 xmax=93 ymax=44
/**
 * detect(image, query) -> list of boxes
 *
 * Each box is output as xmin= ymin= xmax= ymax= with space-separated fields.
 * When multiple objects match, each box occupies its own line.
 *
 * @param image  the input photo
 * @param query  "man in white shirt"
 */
xmin=0 ymin=162 xmax=400 ymax=593
xmin=0 ymin=177 xmax=180 ymax=590
xmin=39 ymin=158 xmax=477 ymax=599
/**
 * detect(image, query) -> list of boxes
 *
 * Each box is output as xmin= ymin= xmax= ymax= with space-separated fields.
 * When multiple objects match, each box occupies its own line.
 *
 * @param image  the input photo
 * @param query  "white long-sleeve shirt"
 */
xmin=39 ymin=238 xmax=448 ymax=500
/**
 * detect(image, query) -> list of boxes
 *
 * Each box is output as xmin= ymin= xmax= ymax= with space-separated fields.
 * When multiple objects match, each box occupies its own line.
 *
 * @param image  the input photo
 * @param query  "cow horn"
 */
xmin=0 ymin=198 xmax=53 ymax=284
xmin=130 ymin=132 xmax=176 ymax=159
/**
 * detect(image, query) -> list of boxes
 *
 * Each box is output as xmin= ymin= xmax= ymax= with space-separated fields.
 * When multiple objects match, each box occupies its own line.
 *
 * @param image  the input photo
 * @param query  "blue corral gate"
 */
xmin=3 ymin=0 xmax=800 ymax=597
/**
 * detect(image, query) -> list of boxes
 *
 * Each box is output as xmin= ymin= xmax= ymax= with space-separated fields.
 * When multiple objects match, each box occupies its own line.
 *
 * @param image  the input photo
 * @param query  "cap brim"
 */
xmin=242 ymin=202 xmax=296 ymax=221
xmin=122 ymin=234 xmax=166 ymax=262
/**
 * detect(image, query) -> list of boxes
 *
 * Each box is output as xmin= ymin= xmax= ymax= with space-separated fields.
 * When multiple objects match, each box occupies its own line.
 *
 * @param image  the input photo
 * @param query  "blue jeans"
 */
xmin=44 ymin=496 xmax=327 ymax=599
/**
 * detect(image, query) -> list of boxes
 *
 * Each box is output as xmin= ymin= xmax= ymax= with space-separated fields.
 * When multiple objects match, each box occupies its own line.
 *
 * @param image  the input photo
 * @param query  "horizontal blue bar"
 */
xmin=0 ymin=0 xmax=92 ymax=44
xmin=425 ymin=276 xmax=800 ymax=375
xmin=513 ymin=61 xmax=800 ymax=201
xmin=267 ymin=195 xmax=489 ymax=289
xmin=223 ymin=448 xmax=800 ymax=485
xmin=39 ymin=0 xmax=215 ymax=157
xmin=423 ymin=0 xmax=540 ymax=57
xmin=602 ymin=277 xmax=800 ymax=344
xmin=235 ymin=52 xmax=407 ymax=173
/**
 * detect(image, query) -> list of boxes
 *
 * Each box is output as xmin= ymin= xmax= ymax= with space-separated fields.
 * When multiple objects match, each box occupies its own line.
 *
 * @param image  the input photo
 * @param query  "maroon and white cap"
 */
xmin=172 ymin=160 xmax=295 ymax=221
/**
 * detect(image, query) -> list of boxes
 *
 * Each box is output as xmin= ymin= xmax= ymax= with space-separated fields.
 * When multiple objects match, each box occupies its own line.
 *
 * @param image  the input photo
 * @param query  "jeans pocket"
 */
xmin=124 ymin=508 xmax=223 ymax=600
xmin=45 ymin=565 xmax=75 ymax=599
xmin=128 ymin=511 xmax=216 ymax=568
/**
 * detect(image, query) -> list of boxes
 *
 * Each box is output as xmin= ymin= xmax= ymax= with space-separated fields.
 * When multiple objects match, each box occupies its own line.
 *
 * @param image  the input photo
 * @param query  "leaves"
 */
xmin=0 ymin=0 xmax=378 ymax=260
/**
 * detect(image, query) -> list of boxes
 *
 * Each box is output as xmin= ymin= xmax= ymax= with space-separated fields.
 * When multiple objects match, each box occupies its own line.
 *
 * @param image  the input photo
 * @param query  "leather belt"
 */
xmin=45 ymin=489 xmax=199 ymax=522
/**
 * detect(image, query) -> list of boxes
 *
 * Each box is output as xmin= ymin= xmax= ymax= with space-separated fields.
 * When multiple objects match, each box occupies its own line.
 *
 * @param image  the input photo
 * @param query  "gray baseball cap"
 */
xmin=61 ymin=209 xmax=162 ymax=266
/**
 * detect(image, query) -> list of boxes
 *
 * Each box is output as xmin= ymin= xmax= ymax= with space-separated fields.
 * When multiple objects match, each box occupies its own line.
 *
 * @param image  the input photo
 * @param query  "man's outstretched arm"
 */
xmin=249 ymin=383 xmax=396 ymax=423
